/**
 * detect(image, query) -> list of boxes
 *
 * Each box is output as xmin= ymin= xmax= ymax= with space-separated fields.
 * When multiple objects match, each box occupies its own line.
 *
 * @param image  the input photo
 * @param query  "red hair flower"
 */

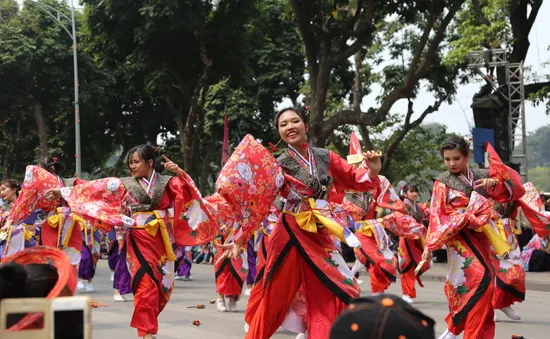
xmin=268 ymin=142 xmax=278 ymax=153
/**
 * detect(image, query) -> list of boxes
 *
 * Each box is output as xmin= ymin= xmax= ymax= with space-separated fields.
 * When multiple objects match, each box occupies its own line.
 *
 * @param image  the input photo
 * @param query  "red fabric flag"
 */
xmin=222 ymin=113 xmax=229 ymax=166
xmin=349 ymin=131 xmax=362 ymax=155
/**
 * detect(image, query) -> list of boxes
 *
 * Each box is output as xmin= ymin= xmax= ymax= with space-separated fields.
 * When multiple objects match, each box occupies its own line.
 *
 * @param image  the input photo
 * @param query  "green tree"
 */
xmin=83 ymin=0 xmax=259 ymax=180
xmin=528 ymin=167 xmax=550 ymax=192
xmin=525 ymin=125 xmax=550 ymax=169
xmin=289 ymin=0 xmax=465 ymax=146
xmin=0 ymin=0 xmax=115 ymax=178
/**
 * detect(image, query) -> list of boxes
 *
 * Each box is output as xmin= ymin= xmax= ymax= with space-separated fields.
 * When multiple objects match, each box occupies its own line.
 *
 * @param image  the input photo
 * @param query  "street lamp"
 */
xmin=25 ymin=0 xmax=81 ymax=177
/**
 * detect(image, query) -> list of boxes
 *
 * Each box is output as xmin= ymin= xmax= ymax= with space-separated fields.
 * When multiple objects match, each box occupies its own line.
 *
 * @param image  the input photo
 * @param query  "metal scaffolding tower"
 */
xmin=467 ymin=49 xmax=528 ymax=181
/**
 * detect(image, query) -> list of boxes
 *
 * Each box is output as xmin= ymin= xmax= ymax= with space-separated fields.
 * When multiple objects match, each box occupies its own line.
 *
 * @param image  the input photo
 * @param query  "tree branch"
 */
xmin=404 ymin=12 xmax=437 ymax=90
xmin=335 ymin=0 xmax=376 ymax=63
xmin=381 ymin=99 xmax=444 ymax=174
xmin=526 ymin=0 xmax=542 ymax=33
xmin=290 ymin=0 xmax=320 ymax=86
xmin=413 ymin=3 xmax=461 ymax=80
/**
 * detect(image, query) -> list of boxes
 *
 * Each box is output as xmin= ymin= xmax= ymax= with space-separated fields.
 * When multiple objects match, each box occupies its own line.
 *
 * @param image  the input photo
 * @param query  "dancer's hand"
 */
xmin=0 ymin=219 xmax=12 ymax=232
xmin=215 ymin=243 xmax=242 ymax=265
xmin=363 ymin=150 xmax=381 ymax=177
xmin=474 ymin=178 xmax=498 ymax=190
xmin=45 ymin=188 xmax=62 ymax=201
xmin=421 ymin=248 xmax=432 ymax=264
xmin=161 ymin=155 xmax=180 ymax=174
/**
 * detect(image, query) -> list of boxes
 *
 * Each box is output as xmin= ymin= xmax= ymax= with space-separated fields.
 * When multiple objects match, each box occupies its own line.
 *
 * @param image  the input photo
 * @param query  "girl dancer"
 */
xmin=399 ymin=183 xmax=428 ymax=304
xmin=422 ymin=137 xmax=525 ymax=339
xmin=221 ymin=107 xmax=383 ymax=339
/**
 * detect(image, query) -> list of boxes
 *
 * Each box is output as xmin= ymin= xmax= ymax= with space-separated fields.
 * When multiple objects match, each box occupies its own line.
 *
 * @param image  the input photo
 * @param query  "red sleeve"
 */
xmin=167 ymin=171 xmax=220 ymax=246
xmin=486 ymin=144 xmax=525 ymax=202
xmin=60 ymin=178 xmax=128 ymax=233
xmin=9 ymin=166 xmax=62 ymax=223
xmin=426 ymin=181 xmax=494 ymax=251
xmin=329 ymin=151 xmax=380 ymax=192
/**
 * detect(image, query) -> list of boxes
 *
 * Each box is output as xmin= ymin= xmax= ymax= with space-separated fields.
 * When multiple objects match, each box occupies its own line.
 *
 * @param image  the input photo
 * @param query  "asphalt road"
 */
xmin=87 ymin=260 xmax=550 ymax=339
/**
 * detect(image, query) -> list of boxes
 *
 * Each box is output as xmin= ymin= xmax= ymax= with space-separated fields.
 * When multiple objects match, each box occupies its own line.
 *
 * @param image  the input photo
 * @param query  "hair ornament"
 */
xmin=268 ymin=139 xmax=282 ymax=153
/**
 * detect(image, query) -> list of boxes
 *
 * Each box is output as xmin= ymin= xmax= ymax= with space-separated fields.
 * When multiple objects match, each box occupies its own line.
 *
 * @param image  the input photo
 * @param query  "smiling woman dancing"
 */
xmin=220 ymin=107 xmax=383 ymax=339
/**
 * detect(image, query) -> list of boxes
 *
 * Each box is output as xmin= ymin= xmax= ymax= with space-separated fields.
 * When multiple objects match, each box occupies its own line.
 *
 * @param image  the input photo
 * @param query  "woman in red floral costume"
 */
xmin=398 ymin=183 xmax=428 ymax=304
xmin=422 ymin=137 xmax=525 ymax=339
xmin=220 ymin=107 xmax=383 ymax=339
xmin=2 ymin=158 xmax=84 ymax=263
xmin=45 ymin=145 xmax=222 ymax=339
xmin=344 ymin=132 xmax=426 ymax=299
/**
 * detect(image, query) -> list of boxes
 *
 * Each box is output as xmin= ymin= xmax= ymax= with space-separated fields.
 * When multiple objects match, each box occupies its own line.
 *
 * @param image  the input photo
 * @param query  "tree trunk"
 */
xmin=31 ymin=101 xmax=49 ymax=159
xmin=308 ymin=58 xmax=332 ymax=147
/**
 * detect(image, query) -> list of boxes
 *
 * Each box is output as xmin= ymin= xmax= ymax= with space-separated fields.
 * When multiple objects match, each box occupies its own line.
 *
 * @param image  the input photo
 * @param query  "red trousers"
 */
xmin=493 ymin=284 xmax=523 ymax=309
xmin=447 ymin=274 xmax=495 ymax=339
xmin=400 ymin=269 xmax=417 ymax=298
xmin=246 ymin=246 xmax=346 ymax=339
xmin=133 ymin=275 xmax=160 ymax=336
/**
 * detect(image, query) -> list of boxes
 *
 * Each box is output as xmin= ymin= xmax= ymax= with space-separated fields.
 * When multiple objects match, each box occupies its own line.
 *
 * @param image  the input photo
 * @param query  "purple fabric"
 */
xmin=78 ymin=244 xmax=95 ymax=280
xmin=107 ymin=240 xmax=119 ymax=271
xmin=246 ymin=238 xmax=257 ymax=285
xmin=0 ymin=242 xmax=5 ymax=260
xmin=178 ymin=259 xmax=192 ymax=277
xmin=114 ymin=244 xmax=132 ymax=295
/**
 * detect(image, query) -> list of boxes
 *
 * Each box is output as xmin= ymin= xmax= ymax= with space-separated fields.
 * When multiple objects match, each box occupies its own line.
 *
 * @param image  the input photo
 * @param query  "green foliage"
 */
xmin=444 ymin=0 xmax=513 ymax=66
xmin=528 ymin=167 xmax=550 ymax=192
xmin=372 ymin=122 xmax=450 ymax=191
xmin=0 ymin=0 xmax=117 ymax=178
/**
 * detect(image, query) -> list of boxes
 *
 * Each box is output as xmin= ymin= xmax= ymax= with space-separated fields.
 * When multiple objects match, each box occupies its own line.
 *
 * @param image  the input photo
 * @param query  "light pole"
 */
xmin=26 ymin=0 xmax=81 ymax=177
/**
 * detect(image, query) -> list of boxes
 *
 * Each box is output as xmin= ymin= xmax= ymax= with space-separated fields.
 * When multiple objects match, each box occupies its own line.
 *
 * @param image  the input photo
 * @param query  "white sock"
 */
xmin=350 ymin=259 xmax=365 ymax=276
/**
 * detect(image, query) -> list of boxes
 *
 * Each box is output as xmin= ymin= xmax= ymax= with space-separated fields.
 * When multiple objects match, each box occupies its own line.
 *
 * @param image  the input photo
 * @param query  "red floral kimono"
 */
xmin=240 ymin=146 xmax=382 ymax=339
xmin=491 ymin=180 xmax=548 ymax=309
xmin=491 ymin=216 xmax=525 ymax=310
xmin=342 ymin=176 xmax=425 ymax=295
xmin=60 ymin=170 xmax=219 ymax=336
xmin=213 ymin=224 xmax=249 ymax=298
xmin=399 ymin=199 xmax=427 ymax=299
xmin=5 ymin=166 xmax=84 ymax=264
xmin=427 ymin=163 xmax=524 ymax=339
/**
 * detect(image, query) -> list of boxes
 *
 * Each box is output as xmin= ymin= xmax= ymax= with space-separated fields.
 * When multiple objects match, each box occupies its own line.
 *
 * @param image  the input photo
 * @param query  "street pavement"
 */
xmin=87 ymin=260 xmax=550 ymax=339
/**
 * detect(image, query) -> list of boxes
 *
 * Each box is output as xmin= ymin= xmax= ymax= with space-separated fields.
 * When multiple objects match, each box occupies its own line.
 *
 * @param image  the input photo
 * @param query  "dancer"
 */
xmin=77 ymin=221 xmax=101 ymax=293
xmin=221 ymin=107 xmax=383 ymax=339
xmin=106 ymin=228 xmax=118 ymax=282
xmin=175 ymin=246 xmax=193 ymax=281
xmin=44 ymin=146 xmax=220 ymax=339
xmin=112 ymin=225 xmax=132 ymax=302
xmin=2 ymin=157 xmax=84 ymax=264
xmin=344 ymin=132 xmax=425 ymax=297
xmin=492 ymin=180 xmax=550 ymax=320
xmin=244 ymin=231 xmax=259 ymax=296
xmin=422 ymin=137 xmax=525 ymax=339
xmin=214 ymin=223 xmax=248 ymax=312
xmin=399 ymin=183 xmax=427 ymax=304
xmin=1 ymin=179 xmax=45 ymax=259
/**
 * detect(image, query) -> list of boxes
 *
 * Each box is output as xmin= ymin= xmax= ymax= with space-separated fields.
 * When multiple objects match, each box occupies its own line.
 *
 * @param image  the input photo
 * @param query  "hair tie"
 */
xmin=304 ymin=106 xmax=311 ymax=114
